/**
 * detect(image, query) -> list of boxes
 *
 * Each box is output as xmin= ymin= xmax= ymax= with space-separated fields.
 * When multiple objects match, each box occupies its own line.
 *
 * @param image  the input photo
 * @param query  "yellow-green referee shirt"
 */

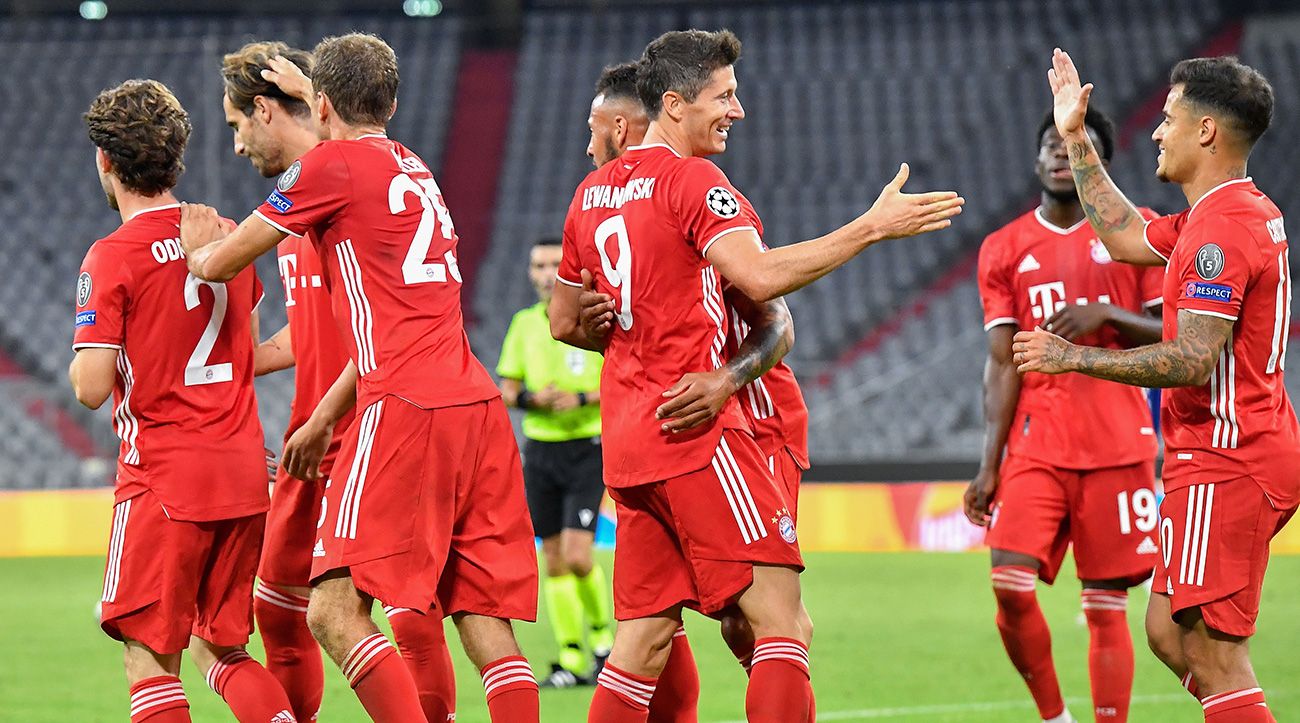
xmin=497 ymin=302 xmax=603 ymax=442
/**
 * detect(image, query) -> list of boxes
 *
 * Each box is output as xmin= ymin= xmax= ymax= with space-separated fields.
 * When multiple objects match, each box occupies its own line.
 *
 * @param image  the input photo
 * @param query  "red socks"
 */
xmin=992 ymin=566 xmax=1065 ymax=720
xmin=129 ymin=675 xmax=190 ymax=722
xmin=481 ymin=655 xmax=539 ymax=723
xmin=205 ymin=650 xmax=296 ymax=723
xmin=386 ymin=606 xmax=457 ymax=722
xmin=1082 ymin=589 xmax=1133 ymax=721
xmin=1203 ymin=688 xmax=1275 ymax=722
xmin=254 ymin=583 xmax=322 ymax=722
xmin=344 ymin=633 xmax=426 ymax=722
xmin=591 ymin=664 xmax=657 ymax=723
xmin=648 ymin=627 xmax=699 ymax=723
xmin=746 ymin=638 xmax=812 ymax=723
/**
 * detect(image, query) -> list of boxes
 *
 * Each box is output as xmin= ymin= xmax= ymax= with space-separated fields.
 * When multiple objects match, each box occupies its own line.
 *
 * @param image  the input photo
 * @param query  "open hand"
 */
xmin=179 ymin=203 xmax=225 ymax=256
xmin=578 ymin=269 xmax=615 ymax=344
xmin=864 ymin=163 xmax=965 ymax=241
xmin=655 ymin=369 xmax=739 ymax=433
xmin=1048 ymin=48 xmax=1093 ymax=141
xmin=1012 ymin=327 xmax=1074 ymax=374
xmin=262 ymin=55 xmax=314 ymax=103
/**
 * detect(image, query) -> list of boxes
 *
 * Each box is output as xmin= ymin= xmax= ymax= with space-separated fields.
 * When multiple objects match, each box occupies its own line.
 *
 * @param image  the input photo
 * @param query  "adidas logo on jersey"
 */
xmin=1136 ymin=536 xmax=1159 ymax=555
xmin=312 ymin=539 xmax=326 ymax=558
xmin=1017 ymin=254 xmax=1041 ymax=273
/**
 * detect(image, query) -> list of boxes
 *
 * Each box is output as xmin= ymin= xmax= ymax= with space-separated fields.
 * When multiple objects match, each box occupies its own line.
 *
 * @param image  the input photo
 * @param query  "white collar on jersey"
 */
xmin=626 ymin=143 xmax=682 ymax=158
xmin=356 ymin=133 xmax=389 ymax=140
xmin=1188 ymin=177 xmax=1253 ymax=218
xmin=1033 ymin=206 xmax=1087 ymax=235
xmin=126 ymin=202 xmax=183 ymax=222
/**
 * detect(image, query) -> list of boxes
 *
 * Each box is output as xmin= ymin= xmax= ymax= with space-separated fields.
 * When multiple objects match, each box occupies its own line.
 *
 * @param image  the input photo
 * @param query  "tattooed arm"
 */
xmin=1012 ymin=310 xmax=1232 ymax=388
xmin=1048 ymin=48 xmax=1164 ymax=266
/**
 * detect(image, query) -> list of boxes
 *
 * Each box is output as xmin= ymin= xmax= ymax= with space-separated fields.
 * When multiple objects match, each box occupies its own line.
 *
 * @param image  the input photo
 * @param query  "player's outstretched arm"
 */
xmin=706 ymin=164 xmax=964 ymax=302
xmin=68 ymin=348 xmax=118 ymax=409
xmin=1049 ymin=48 xmax=1162 ymax=266
xmin=1013 ymin=310 xmax=1231 ymax=387
xmin=964 ymin=325 xmax=1020 ymax=527
xmin=180 ymin=205 xmax=286 ymax=282
xmin=655 ymin=291 xmax=794 ymax=433
xmin=282 ymin=360 xmax=357 ymax=481
xmin=255 ymin=323 xmax=294 ymax=376
xmin=1043 ymin=302 xmax=1162 ymax=345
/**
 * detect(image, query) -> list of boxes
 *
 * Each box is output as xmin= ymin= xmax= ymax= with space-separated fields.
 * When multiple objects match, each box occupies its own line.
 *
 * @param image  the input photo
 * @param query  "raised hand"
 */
xmin=863 ymin=163 xmax=964 ymax=241
xmin=261 ymin=55 xmax=314 ymax=103
xmin=1048 ymin=48 xmax=1093 ymax=140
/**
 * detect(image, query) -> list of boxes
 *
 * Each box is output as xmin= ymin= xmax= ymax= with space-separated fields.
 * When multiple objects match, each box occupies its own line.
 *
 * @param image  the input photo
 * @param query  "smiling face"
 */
xmin=1151 ymin=84 xmax=1200 ymax=184
xmin=678 ymin=65 xmax=745 ymax=157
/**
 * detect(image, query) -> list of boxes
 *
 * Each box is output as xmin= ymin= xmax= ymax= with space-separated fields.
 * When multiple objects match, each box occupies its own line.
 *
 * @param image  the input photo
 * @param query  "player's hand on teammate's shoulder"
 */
xmin=261 ymin=55 xmax=314 ymax=103
xmin=1043 ymin=303 xmax=1111 ymax=341
xmin=178 ymin=203 xmax=226 ymax=254
xmin=655 ymin=368 xmax=740 ymax=433
xmin=860 ymin=163 xmax=964 ymax=242
xmin=1048 ymin=47 xmax=1094 ymax=141
xmin=577 ymin=269 xmax=615 ymax=345
xmin=963 ymin=468 xmax=999 ymax=527
xmin=1011 ymin=326 xmax=1073 ymax=375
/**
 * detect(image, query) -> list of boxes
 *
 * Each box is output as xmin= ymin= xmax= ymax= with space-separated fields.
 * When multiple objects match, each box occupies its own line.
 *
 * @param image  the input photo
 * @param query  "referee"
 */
xmin=497 ymin=237 xmax=612 ymax=688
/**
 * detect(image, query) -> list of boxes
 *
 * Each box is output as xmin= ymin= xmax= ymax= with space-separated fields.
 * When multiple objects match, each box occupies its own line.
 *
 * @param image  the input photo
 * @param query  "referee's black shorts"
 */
xmin=522 ymin=436 xmax=606 ymax=539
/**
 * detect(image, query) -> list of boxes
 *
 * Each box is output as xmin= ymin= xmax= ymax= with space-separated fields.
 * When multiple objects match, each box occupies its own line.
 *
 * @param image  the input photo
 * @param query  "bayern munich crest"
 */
xmin=706 ymin=186 xmax=740 ymax=219
xmin=778 ymin=514 xmax=797 ymax=543
xmin=1089 ymin=239 xmax=1113 ymax=264
xmin=77 ymin=272 xmax=92 ymax=307
xmin=277 ymin=160 xmax=302 ymax=192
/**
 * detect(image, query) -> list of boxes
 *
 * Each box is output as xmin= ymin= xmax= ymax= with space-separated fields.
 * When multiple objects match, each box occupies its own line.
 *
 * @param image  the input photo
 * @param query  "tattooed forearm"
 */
xmin=1064 ymin=311 xmax=1232 ymax=388
xmin=1067 ymin=138 xmax=1140 ymax=233
xmin=724 ymin=295 xmax=794 ymax=389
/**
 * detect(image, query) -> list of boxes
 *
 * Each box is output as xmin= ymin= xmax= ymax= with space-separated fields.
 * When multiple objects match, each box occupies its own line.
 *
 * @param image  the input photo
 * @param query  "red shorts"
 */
xmin=987 ymin=454 xmax=1158 ymax=584
xmin=767 ymin=446 xmax=803 ymax=521
xmin=258 ymin=465 xmax=324 ymax=588
xmin=608 ymin=429 xmax=803 ymax=620
xmin=100 ymin=489 xmax=264 ymax=654
xmin=312 ymin=396 xmax=538 ymax=620
xmin=1153 ymin=477 xmax=1296 ymax=637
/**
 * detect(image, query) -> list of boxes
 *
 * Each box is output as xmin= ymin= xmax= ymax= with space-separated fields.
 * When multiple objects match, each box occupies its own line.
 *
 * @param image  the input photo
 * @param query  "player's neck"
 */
xmin=114 ymin=189 xmax=180 ymax=224
xmin=1037 ymin=195 xmax=1085 ymax=230
xmin=328 ymin=119 xmax=387 ymax=141
xmin=641 ymin=122 xmax=693 ymax=158
xmin=1180 ymin=157 xmax=1248 ymax=210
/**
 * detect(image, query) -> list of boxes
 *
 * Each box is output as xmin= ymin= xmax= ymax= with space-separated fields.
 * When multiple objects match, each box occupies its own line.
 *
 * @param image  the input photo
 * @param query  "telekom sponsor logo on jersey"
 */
xmin=581 ymin=178 xmax=656 ymax=211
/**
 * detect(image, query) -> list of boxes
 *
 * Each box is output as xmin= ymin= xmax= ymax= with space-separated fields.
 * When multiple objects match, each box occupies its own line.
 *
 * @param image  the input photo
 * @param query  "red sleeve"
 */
xmin=1140 ymin=266 xmax=1165 ymax=307
xmin=73 ymin=242 xmax=131 ymax=350
xmin=669 ymin=158 xmax=758 ymax=256
xmin=977 ymin=231 xmax=1016 ymax=330
xmin=254 ymin=143 xmax=349 ymax=238
xmin=557 ymin=192 xmax=584 ymax=288
xmin=1173 ymin=216 xmax=1257 ymax=321
xmin=1142 ymin=210 xmax=1188 ymax=263
xmin=250 ymin=268 xmax=265 ymax=310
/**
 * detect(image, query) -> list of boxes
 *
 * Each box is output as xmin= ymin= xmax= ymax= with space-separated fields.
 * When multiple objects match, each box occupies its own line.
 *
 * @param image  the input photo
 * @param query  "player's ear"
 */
xmin=389 ymin=97 xmax=398 ymax=122
xmin=253 ymin=95 xmax=272 ymax=124
xmin=316 ymin=92 xmax=332 ymax=130
xmin=1199 ymin=114 xmax=1217 ymax=148
xmin=95 ymin=147 xmax=113 ymax=175
xmin=613 ymin=115 xmax=628 ymax=146
xmin=661 ymin=91 xmax=685 ymax=122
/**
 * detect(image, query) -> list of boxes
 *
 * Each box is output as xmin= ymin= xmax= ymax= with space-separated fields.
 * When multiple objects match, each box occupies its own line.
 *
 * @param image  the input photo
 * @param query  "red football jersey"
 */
xmin=73 ymin=204 xmax=268 ymax=521
xmin=978 ymin=207 xmax=1163 ymax=469
xmin=1142 ymin=178 xmax=1300 ymax=507
xmin=276 ymin=232 xmax=353 ymax=466
xmin=254 ymin=134 xmax=498 ymax=410
xmin=721 ymin=191 xmax=810 ymax=468
xmin=559 ymin=144 xmax=753 ymax=487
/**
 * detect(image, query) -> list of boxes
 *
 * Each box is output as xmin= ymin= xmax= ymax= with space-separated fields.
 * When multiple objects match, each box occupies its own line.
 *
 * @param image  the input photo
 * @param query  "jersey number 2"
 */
xmin=183 ymin=274 xmax=232 ymax=386
xmin=389 ymin=174 xmax=462 ymax=286
xmin=595 ymin=215 xmax=633 ymax=330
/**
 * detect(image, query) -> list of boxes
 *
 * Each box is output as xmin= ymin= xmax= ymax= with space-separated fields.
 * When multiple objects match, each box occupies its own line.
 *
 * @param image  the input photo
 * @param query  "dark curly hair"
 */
xmin=85 ymin=79 xmax=191 ymax=196
xmin=312 ymin=33 xmax=398 ymax=127
xmin=222 ymin=41 xmax=314 ymax=118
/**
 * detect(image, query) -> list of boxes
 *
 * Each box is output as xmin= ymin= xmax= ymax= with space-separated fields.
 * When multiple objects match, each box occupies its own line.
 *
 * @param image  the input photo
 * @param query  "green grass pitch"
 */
xmin=2 ymin=552 xmax=1296 ymax=722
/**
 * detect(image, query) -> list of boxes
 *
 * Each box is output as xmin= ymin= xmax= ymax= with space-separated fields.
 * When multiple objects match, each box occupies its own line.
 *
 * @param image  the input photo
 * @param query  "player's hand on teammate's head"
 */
xmin=963 ymin=468 xmax=999 ymax=527
xmin=1011 ymin=326 xmax=1072 ymax=375
xmin=1048 ymin=48 xmax=1094 ymax=141
xmin=262 ymin=55 xmax=314 ymax=103
xmin=178 ymin=203 xmax=226 ymax=254
xmin=863 ymin=163 xmax=965 ymax=241
xmin=577 ymin=268 xmax=615 ymax=343
xmin=1043 ymin=302 xmax=1111 ymax=342
xmin=655 ymin=369 xmax=739 ymax=433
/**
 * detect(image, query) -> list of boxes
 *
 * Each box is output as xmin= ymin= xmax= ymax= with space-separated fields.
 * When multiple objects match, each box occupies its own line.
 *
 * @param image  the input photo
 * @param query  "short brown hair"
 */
xmin=312 ymin=33 xmax=399 ymax=127
xmin=222 ymin=41 xmax=314 ymax=118
xmin=1171 ymin=56 xmax=1273 ymax=147
xmin=637 ymin=29 xmax=741 ymax=119
xmin=84 ymin=79 xmax=191 ymax=196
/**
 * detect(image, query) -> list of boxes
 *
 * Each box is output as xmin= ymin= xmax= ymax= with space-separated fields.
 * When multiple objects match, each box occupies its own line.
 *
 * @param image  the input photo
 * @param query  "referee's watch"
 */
xmin=577 ymin=392 xmax=589 ymax=406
